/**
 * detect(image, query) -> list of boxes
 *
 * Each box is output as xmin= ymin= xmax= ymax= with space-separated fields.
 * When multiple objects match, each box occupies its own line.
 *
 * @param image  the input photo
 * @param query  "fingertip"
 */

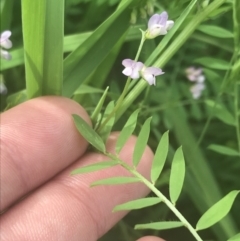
xmin=1 ymin=96 xmax=92 ymax=211
xmin=136 ymin=236 xmax=166 ymax=241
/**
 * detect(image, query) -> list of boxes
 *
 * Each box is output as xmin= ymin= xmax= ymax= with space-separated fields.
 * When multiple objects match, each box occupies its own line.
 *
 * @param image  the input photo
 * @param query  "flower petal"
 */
xmin=143 ymin=73 xmax=156 ymax=85
xmin=166 ymin=20 xmax=174 ymax=30
xmin=122 ymin=59 xmax=134 ymax=68
xmin=148 ymin=14 xmax=161 ymax=29
xmin=197 ymin=75 xmax=205 ymax=83
xmin=144 ymin=67 xmax=163 ymax=76
xmin=0 ymin=31 xmax=11 ymax=42
xmin=122 ymin=67 xmax=132 ymax=77
xmin=157 ymin=11 xmax=168 ymax=26
xmin=0 ymin=49 xmax=11 ymax=60
xmin=0 ymin=39 xmax=12 ymax=49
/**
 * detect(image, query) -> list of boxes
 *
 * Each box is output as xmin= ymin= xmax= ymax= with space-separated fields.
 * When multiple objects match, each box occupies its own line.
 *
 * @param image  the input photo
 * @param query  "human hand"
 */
xmin=0 ymin=97 xmax=165 ymax=241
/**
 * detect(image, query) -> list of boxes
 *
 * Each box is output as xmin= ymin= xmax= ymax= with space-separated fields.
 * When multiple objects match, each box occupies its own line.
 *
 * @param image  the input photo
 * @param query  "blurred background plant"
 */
xmin=0 ymin=0 xmax=239 ymax=240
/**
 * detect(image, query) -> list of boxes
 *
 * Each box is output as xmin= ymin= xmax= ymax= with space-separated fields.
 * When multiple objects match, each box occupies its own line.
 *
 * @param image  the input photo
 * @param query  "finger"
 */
xmin=0 ymin=96 xmax=91 ymax=211
xmin=1 ymin=133 xmax=154 ymax=241
xmin=137 ymin=236 xmax=165 ymax=241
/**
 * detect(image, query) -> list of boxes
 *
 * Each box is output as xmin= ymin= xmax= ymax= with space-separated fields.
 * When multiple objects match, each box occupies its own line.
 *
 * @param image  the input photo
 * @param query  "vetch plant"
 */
xmin=71 ymin=112 xmax=240 ymax=241
xmin=2 ymin=0 xmax=240 ymax=240
xmin=70 ymin=9 xmax=239 ymax=241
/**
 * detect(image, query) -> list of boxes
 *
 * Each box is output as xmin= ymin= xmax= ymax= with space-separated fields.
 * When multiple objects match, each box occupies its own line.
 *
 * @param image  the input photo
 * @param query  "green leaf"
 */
xmin=169 ymin=146 xmax=185 ymax=205
xmin=205 ymin=100 xmax=235 ymax=126
xmin=115 ymin=109 xmax=140 ymax=154
xmin=196 ymin=190 xmax=240 ymax=231
xmin=62 ymin=1 xmax=133 ymax=97
xmin=71 ymin=161 xmax=118 ymax=175
xmin=227 ymin=233 xmax=240 ymax=241
xmin=151 ymin=131 xmax=169 ymax=183
xmin=72 ymin=114 xmax=106 ymax=153
xmin=208 ymin=144 xmax=240 ymax=156
xmin=133 ymin=117 xmax=152 ymax=167
xmin=113 ymin=197 xmax=161 ymax=212
xmin=135 ymin=221 xmax=184 ymax=230
xmin=91 ymin=86 xmax=109 ymax=129
xmin=197 ymin=25 xmax=233 ymax=38
xmin=74 ymin=85 xmax=104 ymax=95
xmin=0 ymin=0 xmax=14 ymax=30
xmin=22 ymin=0 xmax=64 ymax=98
xmin=194 ymin=57 xmax=231 ymax=70
xmin=91 ymin=177 xmax=141 ymax=186
xmin=99 ymin=101 xmax=115 ymax=143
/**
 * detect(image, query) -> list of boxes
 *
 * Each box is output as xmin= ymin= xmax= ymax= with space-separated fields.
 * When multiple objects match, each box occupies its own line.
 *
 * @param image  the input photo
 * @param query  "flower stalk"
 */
xmin=106 ymin=152 xmax=203 ymax=241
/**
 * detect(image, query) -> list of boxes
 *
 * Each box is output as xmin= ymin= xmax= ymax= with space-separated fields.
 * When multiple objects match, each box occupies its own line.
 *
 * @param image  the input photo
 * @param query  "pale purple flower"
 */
xmin=145 ymin=11 xmax=174 ymax=39
xmin=141 ymin=66 xmax=164 ymax=85
xmin=122 ymin=59 xmax=144 ymax=79
xmin=186 ymin=67 xmax=205 ymax=83
xmin=186 ymin=66 xmax=205 ymax=99
xmin=0 ymin=30 xmax=12 ymax=60
xmin=190 ymin=83 xmax=205 ymax=99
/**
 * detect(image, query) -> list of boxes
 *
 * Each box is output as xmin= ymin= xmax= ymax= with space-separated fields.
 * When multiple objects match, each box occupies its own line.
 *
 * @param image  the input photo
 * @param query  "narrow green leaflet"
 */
xmin=135 ymin=221 xmax=183 ymax=230
xmin=91 ymin=177 xmax=141 ymax=187
xmin=73 ymin=85 xmax=104 ymax=95
xmin=196 ymin=190 xmax=240 ymax=231
xmin=99 ymin=101 xmax=115 ymax=143
xmin=169 ymin=146 xmax=185 ymax=205
xmin=197 ymin=25 xmax=233 ymax=38
xmin=72 ymin=114 xmax=106 ymax=153
xmin=22 ymin=0 xmax=64 ymax=98
xmin=115 ymin=109 xmax=140 ymax=154
xmin=133 ymin=117 xmax=152 ymax=167
xmin=151 ymin=131 xmax=169 ymax=183
xmin=113 ymin=197 xmax=161 ymax=212
xmin=205 ymin=100 xmax=235 ymax=126
xmin=91 ymin=86 xmax=109 ymax=129
xmin=208 ymin=144 xmax=240 ymax=157
xmin=227 ymin=233 xmax=240 ymax=241
xmin=71 ymin=160 xmax=118 ymax=175
xmin=194 ymin=57 xmax=231 ymax=70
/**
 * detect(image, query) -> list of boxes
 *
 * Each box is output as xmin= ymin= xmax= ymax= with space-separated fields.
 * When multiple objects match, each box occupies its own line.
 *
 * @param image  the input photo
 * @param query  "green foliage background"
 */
xmin=0 ymin=0 xmax=239 ymax=240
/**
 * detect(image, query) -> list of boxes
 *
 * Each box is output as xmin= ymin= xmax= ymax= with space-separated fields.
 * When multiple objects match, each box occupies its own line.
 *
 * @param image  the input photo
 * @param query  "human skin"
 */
xmin=0 ymin=96 xmax=165 ymax=241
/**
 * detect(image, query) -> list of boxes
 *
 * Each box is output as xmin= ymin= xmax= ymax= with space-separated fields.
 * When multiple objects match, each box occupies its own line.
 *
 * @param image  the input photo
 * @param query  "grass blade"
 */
xmin=22 ymin=0 xmax=64 ymax=98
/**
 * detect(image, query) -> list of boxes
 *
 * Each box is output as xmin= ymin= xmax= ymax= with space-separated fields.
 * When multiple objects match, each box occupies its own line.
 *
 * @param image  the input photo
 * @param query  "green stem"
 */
xmin=97 ymin=31 xmax=146 ymax=132
xmin=234 ymin=82 xmax=240 ymax=153
xmin=106 ymin=153 xmax=203 ymax=241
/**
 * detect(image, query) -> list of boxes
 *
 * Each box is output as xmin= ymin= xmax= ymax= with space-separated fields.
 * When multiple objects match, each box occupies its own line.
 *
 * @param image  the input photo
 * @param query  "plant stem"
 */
xmin=97 ymin=31 xmax=146 ymax=132
xmin=234 ymin=82 xmax=240 ymax=154
xmin=106 ymin=153 xmax=203 ymax=241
